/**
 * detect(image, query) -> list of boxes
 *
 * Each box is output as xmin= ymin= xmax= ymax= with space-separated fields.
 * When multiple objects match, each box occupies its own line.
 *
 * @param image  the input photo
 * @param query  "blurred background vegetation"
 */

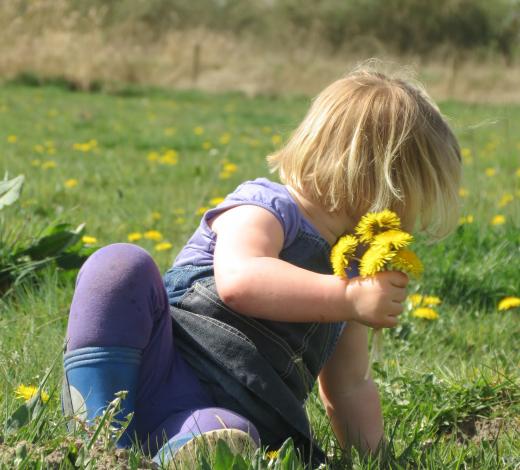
xmin=0 ymin=0 xmax=519 ymax=100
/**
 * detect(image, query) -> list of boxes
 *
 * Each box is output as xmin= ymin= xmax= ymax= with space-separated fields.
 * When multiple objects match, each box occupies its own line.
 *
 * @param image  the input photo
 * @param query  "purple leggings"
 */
xmin=66 ymin=243 xmax=259 ymax=454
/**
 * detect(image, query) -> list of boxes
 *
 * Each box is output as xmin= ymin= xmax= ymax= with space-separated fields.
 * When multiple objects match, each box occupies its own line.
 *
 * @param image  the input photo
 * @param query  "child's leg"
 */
xmin=63 ymin=243 xmax=210 ymax=443
xmin=63 ymin=243 xmax=260 ymax=456
xmin=151 ymin=407 xmax=261 ymax=464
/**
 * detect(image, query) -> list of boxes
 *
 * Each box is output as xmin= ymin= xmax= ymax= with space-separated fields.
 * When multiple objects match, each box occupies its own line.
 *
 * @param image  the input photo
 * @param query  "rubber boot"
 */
xmin=62 ymin=346 xmax=141 ymax=447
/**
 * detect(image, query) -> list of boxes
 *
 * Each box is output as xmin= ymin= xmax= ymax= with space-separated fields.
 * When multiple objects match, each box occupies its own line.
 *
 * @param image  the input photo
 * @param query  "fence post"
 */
xmin=192 ymin=43 xmax=201 ymax=85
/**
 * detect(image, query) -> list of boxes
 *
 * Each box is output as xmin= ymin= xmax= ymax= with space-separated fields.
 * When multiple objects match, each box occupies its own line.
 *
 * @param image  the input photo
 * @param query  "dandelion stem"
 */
xmin=365 ymin=329 xmax=383 ymax=380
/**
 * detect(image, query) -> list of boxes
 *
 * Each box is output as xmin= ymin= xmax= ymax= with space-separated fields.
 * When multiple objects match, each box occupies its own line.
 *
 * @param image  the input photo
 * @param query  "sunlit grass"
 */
xmin=0 ymin=83 xmax=518 ymax=468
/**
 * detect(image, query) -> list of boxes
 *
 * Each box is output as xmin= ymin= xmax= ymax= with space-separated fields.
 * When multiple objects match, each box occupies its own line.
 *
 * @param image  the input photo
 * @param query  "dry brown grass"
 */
xmin=0 ymin=0 xmax=518 ymax=103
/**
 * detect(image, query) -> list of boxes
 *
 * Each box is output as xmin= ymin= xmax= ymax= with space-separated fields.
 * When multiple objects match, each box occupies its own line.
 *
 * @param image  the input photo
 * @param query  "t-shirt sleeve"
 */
xmin=202 ymin=178 xmax=301 ymax=248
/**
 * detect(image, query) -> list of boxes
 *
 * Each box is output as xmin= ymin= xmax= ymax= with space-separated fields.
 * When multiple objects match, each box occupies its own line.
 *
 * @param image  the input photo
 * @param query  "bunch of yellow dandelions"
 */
xmin=330 ymin=209 xmax=423 ymax=377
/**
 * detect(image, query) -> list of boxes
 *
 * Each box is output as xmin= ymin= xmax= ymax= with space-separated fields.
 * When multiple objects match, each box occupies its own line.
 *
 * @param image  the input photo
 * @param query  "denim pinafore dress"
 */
xmin=163 ymin=181 xmax=348 ymax=463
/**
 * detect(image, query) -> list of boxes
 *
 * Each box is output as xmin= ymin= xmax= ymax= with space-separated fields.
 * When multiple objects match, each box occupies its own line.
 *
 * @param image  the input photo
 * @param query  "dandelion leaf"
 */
xmin=0 ymin=174 xmax=24 ymax=210
xmin=6 ymin=394 xmax=42 ymax=434
xmin=18 ymin=223 xmax=85 ymax=260
xmin=213 ymin=439 xmax=235 ymax=470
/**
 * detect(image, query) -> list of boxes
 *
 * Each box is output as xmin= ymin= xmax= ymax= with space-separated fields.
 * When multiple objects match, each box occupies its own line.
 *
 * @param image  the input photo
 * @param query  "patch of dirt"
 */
xmin=0 ymin=437 xmax=158 ymax=469
xmin=453 ymin=416 xmax=517 ymax=444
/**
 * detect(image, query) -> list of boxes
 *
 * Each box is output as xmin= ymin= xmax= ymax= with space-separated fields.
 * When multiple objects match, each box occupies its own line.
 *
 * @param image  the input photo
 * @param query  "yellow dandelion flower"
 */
xmin=34 ymin=144 xmax=45 ymax=153
xmin=408 ymin=294 xmax=423 ymax=307
xmin=82 ymin=235 xmax=98 ymax=245
xmin=355 ymin=210 xmax=401 ymax=243
xmin=516 ymin=168 xmax=520 ymax=177
xmin=458 ymin=188 xmax=469 ymax=198
xmin=64 ymin=178 xmax=78 ymax=189
xmin=459 ymin=215 xmax=474 ymax=225
xmin=372 ymin=229 xmax=413 ymax=251
xmin=491 ymin=215 xmax=505 ymax=226
xmin=219 ymin=133 xmax=231 ymax=145
xmin=7 ymin=135 xmax=17 ymax=143
xmin=359 ymin=244 xmax=396 ymax=277
xmin=31 ymin=159 xmax=41 ymax=167
xmin=223 ymin=163 xmax=238 ymax=173
xmin=73 ymin=140 xmax=97 ymax=152
xmin=271 ymin=134 xmax=282 ymax=145
xmin=127 ymin=232 xmax=143 ymax=242
xmin=193 ymin=126 xmax=204 ymax=136
xmin=266 ymin=450 xmax=279 ymax=460
xmin=391 ymin=248 xmax=423 ymax=277
xmin=144 ymin=230 xmax=163 ymax=241
xmin=497 ymin=296 xmax=520 ymax=311
xmin=498 ymin=193 xmax=513 ymax=208
xmin=163 ymin=127 xmax=176 ymax=136
xmin=460 ymin=147 xmax=472 ymax=159
xmin=41 ymin=160 xmax=57 ymax=170
xmin=412 ymin=307 xmax=439 ymax=320
xmin=330 ymin=235 xmax=358 ymax=278
xmin=151 ymin=211 xmax=161 ymax=221
xmin=210 ymin=197 xmax=225 ymax=206
xmin=485 ymin=167 xmax=496 ymax=177
xmin=159 ymin=150 xmax=178 ymax=165
xmin=15 ymin=385 xmax=49 ymax=403
xmin=147 ymin=151 xmax=159 ymax=162
xmin=219 ymin=171 xmax=232 ymax=179
xmin=423 ymin=295 xmax=442 ymax=306
xmin=196 ymin=206 xmax=209 ymax=215
xmin=155 ymin=242 xmax=173 ymax=252
xmin=202 ymin=141 xmax=212 ymax=150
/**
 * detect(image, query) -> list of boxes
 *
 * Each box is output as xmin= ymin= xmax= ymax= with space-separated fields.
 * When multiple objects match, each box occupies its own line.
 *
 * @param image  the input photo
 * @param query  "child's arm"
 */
xmin=211 ymin=205 xmax=407 ymax=325
xmin=318 ymin=321 xmax=384 ymax=456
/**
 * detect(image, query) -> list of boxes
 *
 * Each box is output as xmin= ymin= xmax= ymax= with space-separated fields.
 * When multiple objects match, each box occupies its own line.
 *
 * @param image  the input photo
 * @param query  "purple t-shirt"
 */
xmin=174 ymin=178 xmax=321 ymax=267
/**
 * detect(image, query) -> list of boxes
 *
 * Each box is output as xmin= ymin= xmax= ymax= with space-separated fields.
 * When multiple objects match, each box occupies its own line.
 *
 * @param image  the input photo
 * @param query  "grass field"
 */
xmin=0 ymin=82 xmax=519 ymax=469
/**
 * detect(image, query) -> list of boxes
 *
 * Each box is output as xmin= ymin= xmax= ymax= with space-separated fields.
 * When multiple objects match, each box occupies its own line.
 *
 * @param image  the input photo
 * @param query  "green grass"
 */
xmin=0 ymin=82 xmax=519 ymax=468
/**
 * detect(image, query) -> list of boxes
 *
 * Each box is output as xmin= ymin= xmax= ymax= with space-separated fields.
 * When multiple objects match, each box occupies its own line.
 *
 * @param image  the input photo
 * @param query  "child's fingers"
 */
xmin=387 ymin=300 xmax=404 ymax=317
xmin=383 ymin=315 xmax=399 ymax=327
xmin=387 ymin=271 xmax=409 ymax=288
xmin=391 ymin=287 xmax=408 ymax=303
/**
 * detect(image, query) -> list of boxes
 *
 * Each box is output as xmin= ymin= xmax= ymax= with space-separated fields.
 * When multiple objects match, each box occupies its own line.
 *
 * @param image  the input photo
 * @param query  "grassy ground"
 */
xmin=0 ymin=82 xmax=519 ymax=469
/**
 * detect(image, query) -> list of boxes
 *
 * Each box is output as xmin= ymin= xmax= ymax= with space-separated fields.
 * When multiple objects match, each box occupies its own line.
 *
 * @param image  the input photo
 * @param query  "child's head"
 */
xmin=267 ymin=65 xmax=461 ymax=239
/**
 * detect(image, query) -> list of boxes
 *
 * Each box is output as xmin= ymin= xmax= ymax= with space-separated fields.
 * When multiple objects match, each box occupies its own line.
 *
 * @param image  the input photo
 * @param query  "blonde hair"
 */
xmin=267 ymin=66 xmax=462 ymax=239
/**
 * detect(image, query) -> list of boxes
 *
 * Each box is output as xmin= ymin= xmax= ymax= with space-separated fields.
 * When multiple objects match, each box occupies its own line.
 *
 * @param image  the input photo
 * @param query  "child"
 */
xmin=62 ymin=66 xmax=461 ymax=466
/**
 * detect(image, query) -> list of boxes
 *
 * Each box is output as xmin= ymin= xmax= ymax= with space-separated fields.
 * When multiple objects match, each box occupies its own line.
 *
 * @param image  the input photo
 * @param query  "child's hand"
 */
xmin=345 ymin=271 xmax=409 ymax=328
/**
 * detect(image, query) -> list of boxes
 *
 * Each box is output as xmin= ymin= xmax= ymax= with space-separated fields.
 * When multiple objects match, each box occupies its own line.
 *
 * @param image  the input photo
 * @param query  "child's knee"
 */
xmin=185 ymin=408 xmax=260 ymax=446
xmin=67 ymin=243 xmax=165 ymax=350
xmin=77 ymin=243 xmax=161 ymax=292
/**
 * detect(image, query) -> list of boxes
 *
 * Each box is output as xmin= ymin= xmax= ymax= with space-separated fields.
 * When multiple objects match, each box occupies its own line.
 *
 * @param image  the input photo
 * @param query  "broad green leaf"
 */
xmin=6 ymin=394 xmax=42 ymax=434
xmin=213 ymin=439 xmax=235 ymax=470
xmin=0 ymin=174 xmax=24 ymax=210
xmin=231 ymin=453 xmax=249 ymax=470
xmin=18 ymin=223 xmax=85 ymax=260
xmin=55 ymin=250 xmax=93 ymax=270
